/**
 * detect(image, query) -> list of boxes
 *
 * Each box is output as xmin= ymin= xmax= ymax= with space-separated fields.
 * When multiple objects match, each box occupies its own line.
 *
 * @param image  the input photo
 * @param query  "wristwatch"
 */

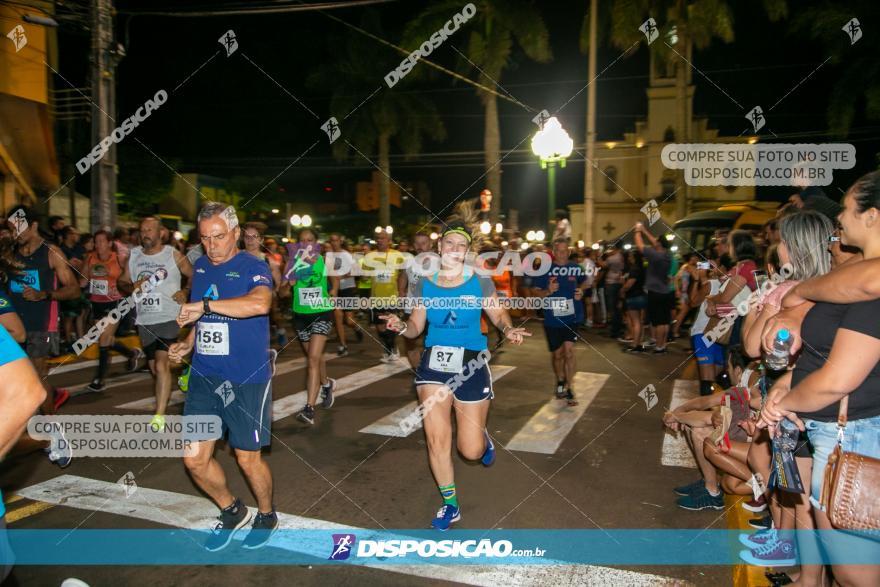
xmin=203 ymin=298 xmax=212 ymax=314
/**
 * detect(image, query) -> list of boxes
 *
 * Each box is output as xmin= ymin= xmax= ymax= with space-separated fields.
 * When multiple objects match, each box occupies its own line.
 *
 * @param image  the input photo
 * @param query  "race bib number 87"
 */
xmin=428 ymin=345 xmax=464 ymax=373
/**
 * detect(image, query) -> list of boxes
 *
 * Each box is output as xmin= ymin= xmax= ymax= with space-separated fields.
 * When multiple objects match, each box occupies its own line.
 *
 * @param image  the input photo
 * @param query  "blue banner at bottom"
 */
xmin=2 ymin=529 xmax=879 ymax=565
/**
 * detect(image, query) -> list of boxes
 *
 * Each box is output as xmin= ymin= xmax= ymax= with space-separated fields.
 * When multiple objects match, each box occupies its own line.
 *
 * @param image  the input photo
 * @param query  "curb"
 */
xmin=726 ymin=494 xmax=774 ymax=587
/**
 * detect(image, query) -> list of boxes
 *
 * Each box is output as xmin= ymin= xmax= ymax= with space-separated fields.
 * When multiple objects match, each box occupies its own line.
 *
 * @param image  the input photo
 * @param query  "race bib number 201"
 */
xmin=139 ymin=294 xmax=162 ymax=313
xmin=196 ymin=322 xmax=229 ymax=356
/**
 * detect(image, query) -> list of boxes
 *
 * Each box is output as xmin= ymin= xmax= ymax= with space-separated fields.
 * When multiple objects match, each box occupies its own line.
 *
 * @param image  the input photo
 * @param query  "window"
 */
xmin=604 ymin=166 xmax=618 ymax=194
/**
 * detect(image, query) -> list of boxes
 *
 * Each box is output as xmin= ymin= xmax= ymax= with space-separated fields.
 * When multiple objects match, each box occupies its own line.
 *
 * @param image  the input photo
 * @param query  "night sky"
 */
xmin=58 ymin=0 xmax=879 ymax=226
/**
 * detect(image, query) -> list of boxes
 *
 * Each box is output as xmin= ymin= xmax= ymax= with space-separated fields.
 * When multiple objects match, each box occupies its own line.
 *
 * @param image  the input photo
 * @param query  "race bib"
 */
xmin=90 ymin=279 xmax=109 ymax=296
xmin=298 ymin=287 xmax=323 ymax=307
xmin=139 ymin=294 xmax=162 ymax=313
xmin=552 ymin=298 xmax=575 ymax=317
xmin=196 ymin=322 xmax=229 ymax=356
xmin=376 ymin=271 xmax=393 ymax=284
xmin=428 ymin=345 xmax=464 ymax=373
xmin=10 ymin=268 xmax=40 ymax=293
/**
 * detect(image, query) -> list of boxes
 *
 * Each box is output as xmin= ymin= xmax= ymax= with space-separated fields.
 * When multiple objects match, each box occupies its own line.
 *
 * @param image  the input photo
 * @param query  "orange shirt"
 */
xmin=87 ymin=252 xmax=123 ymax=302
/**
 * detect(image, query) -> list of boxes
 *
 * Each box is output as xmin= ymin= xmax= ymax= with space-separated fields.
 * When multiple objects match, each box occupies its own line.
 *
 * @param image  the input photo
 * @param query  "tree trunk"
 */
xmin=483 ymin=92 xmax=502 ymax=222
xmin=378 ymin=131 xmax=391 ymax=227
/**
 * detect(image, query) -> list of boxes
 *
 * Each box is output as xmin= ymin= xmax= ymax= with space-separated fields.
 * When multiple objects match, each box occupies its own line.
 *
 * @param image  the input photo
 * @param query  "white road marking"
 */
xmin=505 ymin=372 xmax=610 ymax=455
xmin=48 ymin=355 xmax=126 ymax=376
xmin=115 ymin=354 xmax=337 ymax=411
xmin=661 ymin=379 xmax=698 ymax=468
xmin=359 ymin=365 xmax=517 ymax=437
xmin=17 ymin=475 xmax=690 ymax=586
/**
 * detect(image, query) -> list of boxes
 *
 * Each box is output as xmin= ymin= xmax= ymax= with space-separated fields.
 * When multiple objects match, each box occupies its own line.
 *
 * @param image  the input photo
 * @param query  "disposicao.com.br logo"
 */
xmin=331 ymin=535 xmax=545 ymax=559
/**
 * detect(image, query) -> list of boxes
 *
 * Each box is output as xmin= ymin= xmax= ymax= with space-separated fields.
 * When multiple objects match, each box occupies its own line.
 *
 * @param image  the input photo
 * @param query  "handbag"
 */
xmin=820 ymin=396 xmax=880 ymax=531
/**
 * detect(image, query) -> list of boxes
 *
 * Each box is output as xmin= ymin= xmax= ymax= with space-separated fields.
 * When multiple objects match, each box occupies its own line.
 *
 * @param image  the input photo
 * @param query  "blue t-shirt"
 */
xmin=190 ymin=252 xmax=273 ymax=384
xmin=534 ymin=262 xmax=587 ymax=327
xmin=0 ymin=323 xmax=26 ymax=516
xmin=416 ymin=274 xmax=495 ymax=351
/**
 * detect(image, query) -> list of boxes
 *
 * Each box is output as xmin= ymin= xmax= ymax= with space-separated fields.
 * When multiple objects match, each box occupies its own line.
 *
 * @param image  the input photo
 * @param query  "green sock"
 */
xmin=439 ymin=483 xmax=458 ymax=508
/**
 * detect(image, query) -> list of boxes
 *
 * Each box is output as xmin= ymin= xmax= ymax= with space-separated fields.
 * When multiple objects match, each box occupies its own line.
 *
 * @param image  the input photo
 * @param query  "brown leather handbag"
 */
xmin=820 ymin=396 xmax=880 ymax=531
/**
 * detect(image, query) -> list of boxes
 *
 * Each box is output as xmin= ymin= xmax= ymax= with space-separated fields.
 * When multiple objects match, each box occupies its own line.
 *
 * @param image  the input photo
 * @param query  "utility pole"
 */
xmin=582 ymin=0 xmax=598 ymax=244
xmin=89 ymin=0 xmax=120 ymax=230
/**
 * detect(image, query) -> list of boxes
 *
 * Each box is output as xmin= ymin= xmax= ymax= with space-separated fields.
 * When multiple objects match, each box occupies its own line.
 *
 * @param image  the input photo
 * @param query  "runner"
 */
xmin=365 ymin=230 xmax=406 ymax=362
xmin=533 ymin=238 xmax=587 ymax=405
xmin=398 ymin=231 xmax=432 ymax=369
xmin=380 ymin=221 xmax=530 ymax=530
xmin=241 ymin=222 xmax=286 ymax=346
xmin=5 ymin=206 xmax=79 ymax=414
xmin=281 ymin=227 xmax=339 ymax=425
xmin=120 ymin=216 xmax=192 ymax=430
xmin=168 ymin=202 xmax=278 ymax=551
xmin=328 ymin=232 xmax=363 ymax=357
xmin=83 ymin=230 xmax=143 ymax=392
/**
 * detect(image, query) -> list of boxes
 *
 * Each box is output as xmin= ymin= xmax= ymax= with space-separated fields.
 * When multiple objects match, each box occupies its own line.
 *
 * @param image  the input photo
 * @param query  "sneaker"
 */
xmin=46 ymin=427 xmax=72 ymax=468
xmin=276 ymin=329 xmax=288 ymax=347
xmin=673 ymin=478 xmax=705 ymax=497
xmin=739 ymin=538 xmax=797 ymax=567
xmin=297 ymin=404 xmax=316 ymax=425
xmin=652 ymin=347 xmax=668 ymax=355
xmin=623 ymin=345 xmax=647 ymax=354
xmin=481 ymin=430 xmax=495 ymax=466
xmin=241 ymin=510 xmax=279 ymax=550
xmin=749 ymin=513 xmax=773 ymax=530
xmin=617 ymin=337 xmax=633 ymax=344
xmin=204 ymin=499 xmax=252 ymax=552
xmin=563 ymin=389 xmax=578 ymax=406
xmin=555 ymin=382 xmax=565 ymax=399
xmin=389 ymin=350 xmax=400 ymax=362
xmin=149 ymin=414 xmax=166 ymax=432
xmin=431 ymin=504 xmax=461 ymax=531
xmin=676 ymin=486 xmax=724 ymax=511
xmin=336 ymin=345 xmax=348 ymax=357
xmin=644 ymin=339 xmax=657 ymax=347
xmin=53 ymin=388 xmax=70 ymax=411
xmin=379 ymin=352 xmax=393 ymax=364
xmin=742 ymin=494 xmax=768 ymax=513
xmin=127 ymin=349 xmax=145 ymax=372
xmin=178 ymin=365 xmax=191 ymax=392
xmin=85 ymin=380 xmax=105 ymax=393
xmin=320 ymin=378 xmax=337 ymax=409
xmin=739 ymin=528 xmax=777 ymax=548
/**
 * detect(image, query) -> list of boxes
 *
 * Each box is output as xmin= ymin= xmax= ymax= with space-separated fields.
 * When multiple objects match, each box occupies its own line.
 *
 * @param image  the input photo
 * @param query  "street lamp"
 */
xmin=526 ymin=230 xmax=536 ymax=241
xmin=479 ymin=221 xmax=491 ymax=235
xmin=531 ymin=116 xmax=573 ymax=234
xmin=301 ymin=215 xmax=312 ymax=227
xmin=495 ymin=222 xmax=503 ymax=234
xmin=430 ymin=232 xmax=438 ymax=240
xmin=290 ymin=214 xmax=302 ymax=227
xmin=375 ymin=226 xmax=382 ymax=234
xmin=535 ymin=230 xmax=546 ymax=242
xmin=385 ymin=225 xmax=393 ymax=235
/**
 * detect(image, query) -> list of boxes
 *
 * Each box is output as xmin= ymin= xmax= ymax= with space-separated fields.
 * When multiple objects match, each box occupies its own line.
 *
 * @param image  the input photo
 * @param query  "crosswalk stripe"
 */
xmin=505 ymin=372 xmax=610 ymax=455
xmin=115 ymin=354 xmax=338 ymax=411
xmin=359 ymin=365 xmax=517 ymax=437
xmin=661 ymin=379 xmax=698 ymax=468
xmin=271 ymin=359 xmax=410 ymax=421
xmin=16 ymin=474 xmax=688 ymax=586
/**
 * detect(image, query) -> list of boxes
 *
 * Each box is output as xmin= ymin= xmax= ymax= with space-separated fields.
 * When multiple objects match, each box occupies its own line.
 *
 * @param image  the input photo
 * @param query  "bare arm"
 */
xmin=47 ymin=244 xmax=81 ymax=301
xmin=0 ymin=313 xmax=25 ymax=343
xmin=0 ymin=357 xmax=47 ymax=459
xmin=786 ymin=257 xmax=880 ymax=307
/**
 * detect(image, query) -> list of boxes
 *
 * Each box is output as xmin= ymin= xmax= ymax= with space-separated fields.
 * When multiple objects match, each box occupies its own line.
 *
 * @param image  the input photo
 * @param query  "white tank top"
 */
xmin=128 ymin=245 xmax=182 ymax=325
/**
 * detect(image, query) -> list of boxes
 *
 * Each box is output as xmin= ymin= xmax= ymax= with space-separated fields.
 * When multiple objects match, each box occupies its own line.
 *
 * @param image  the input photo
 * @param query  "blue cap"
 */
xmin=778 ymin=329 xmax=790 ymax=341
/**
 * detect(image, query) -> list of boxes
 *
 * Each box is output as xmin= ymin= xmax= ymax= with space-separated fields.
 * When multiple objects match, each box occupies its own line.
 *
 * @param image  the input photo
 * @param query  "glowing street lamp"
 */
xmin=495 ymin=222 xmax=503 ymax=233
xmin=526 ymin=230 xmax=536 ymax=241
xmin=535 ymin=230 xmax=546 ymax=242
xmin=271 ymin=208 xmax=280 ymax=214
xmin=479 ymin=221 xmax=491 ymax=235
xmin=375 ymin=226 xmax=382 ymax=234
xmin=531 ymin=116 xmax=574 ymax=234
xmin=301 ymin=215 xmax=312 ymax=227
xmin=385 ymin=225 xmax=393 ymax=235
xmin=430 ymin=232 xmax=438 ymax=240
xmin=290 ymin=214 xmax=302 ymax=226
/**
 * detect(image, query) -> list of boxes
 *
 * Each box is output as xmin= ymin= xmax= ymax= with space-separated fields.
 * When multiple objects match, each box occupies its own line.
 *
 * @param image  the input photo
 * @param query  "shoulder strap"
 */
xmin=836 ymin=395 xmax=849 ymax=434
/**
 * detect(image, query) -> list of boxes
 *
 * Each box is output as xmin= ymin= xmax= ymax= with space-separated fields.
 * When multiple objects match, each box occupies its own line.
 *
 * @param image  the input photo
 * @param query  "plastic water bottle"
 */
xmin=765 ymin=329 xmax=792 ymax=370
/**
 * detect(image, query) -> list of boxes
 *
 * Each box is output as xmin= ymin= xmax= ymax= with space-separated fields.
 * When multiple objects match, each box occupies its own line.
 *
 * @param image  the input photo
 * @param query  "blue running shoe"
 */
xmin=673 ymin=478 xmax=705 ymax=496
xmin=430 ymin=504 xmax=461 ymax=531
xmin=481 ymin=430 xmax=495 ymax=466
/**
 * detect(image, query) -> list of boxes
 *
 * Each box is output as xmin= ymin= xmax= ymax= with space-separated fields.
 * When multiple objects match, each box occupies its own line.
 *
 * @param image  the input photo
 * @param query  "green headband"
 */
xmin=441 ymin=227 xmax=472 ymax=243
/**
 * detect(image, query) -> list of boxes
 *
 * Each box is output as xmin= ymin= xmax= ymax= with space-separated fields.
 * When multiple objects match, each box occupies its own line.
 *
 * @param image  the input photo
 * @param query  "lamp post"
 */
xmin=531 ymin=116 xmax=573 ymax=236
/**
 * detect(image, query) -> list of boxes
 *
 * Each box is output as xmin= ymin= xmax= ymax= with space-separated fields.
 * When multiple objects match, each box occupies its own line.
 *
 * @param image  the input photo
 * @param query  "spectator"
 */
xmin=620 ymin=249 xmax=647 ymax=352
xmin=634 ymin=223 xmax=673 ymax=354
xmin=603 ymin=245 xmax=625 ymax=339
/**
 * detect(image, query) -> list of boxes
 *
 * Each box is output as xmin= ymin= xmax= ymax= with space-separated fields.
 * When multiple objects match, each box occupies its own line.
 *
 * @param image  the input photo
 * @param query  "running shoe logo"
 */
xmin=203 ymin=284 xmax=219 ymax=300
xmin=329 ymin=533 xmax=356 ymax=560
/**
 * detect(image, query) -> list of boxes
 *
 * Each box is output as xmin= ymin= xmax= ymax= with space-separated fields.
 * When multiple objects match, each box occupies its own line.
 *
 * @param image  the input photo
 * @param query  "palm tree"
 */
xmin=789 ymin=1 xmax=879 ymax=139
xmin=582 ymin=0 xmax=786 ymax=219
xmin=404 ymin=1 xmax=552 ymax=221
xmin=309 ymin=12 xmax=446 ymax=227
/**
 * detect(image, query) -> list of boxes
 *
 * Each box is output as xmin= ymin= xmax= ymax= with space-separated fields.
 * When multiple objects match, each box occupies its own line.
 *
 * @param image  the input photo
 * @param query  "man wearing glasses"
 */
xmin=169 ymin=203 xmax=278 ymax=552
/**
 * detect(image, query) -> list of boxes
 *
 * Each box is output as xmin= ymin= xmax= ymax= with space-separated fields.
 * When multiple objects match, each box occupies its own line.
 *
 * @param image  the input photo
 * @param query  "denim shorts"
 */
xmin=805 ymin=414 xmax=880 ymax=510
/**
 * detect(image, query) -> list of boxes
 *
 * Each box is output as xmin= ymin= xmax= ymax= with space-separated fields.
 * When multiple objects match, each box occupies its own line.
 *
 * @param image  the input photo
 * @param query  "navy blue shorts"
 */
xmin=184 ymin=374 xmax=273 ymax=451
xmin=414 ymin=347 xmax=494 ymax=403
xmin=544 ymin=325 xmax=578 ymax=352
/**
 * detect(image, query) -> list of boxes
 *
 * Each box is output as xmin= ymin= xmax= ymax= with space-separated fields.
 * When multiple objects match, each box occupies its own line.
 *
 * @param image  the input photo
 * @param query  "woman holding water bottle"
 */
xmin=761 ymin=172 xmax=880 ymax=586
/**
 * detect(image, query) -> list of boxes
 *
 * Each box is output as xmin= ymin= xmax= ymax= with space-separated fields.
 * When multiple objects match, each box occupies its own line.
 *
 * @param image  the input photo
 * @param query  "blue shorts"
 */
xmin=544 ymin=325 xmax=578 ymax=352
xmin=184 ymin=374 xmax=273 ymax=451
xmin=415 ymin=347 xmax=494 ymax=403
xmin=625 ymin=295 xmax=647 ymax=311
xmin=692 ymin=334 xmax=725 ymax=367
xmin=805 ymin=414 xmax=880 ymax=510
